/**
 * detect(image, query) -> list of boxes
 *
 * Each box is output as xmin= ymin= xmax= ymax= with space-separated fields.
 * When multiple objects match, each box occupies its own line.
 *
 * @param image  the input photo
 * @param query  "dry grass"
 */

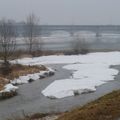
xmin=7 ymin=64 xmax=47 ymax=80
xmin=56 ymin=90 xmax=120 ymax=120
xmin=0 ymin=64 xmax=47 ymax=91
xmin=0 ymin=50 xmax=64 ymax=60
xmin=0 ymin=77 xmax=9 ymax=91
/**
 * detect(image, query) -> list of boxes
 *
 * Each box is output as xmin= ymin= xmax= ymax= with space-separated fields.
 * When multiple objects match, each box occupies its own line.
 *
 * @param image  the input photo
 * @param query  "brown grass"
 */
xmin=0 ymin=77 xmax=9 ymax=91
xmin=7 ymin=64 xmax=47 ymax=80
xmin=0 ymin=64 xmax=47 ymax=91
xmin=0 ymin=50 xmax=64 ymax=60
xmin=56 ymin=90 xmax=120 ymax=120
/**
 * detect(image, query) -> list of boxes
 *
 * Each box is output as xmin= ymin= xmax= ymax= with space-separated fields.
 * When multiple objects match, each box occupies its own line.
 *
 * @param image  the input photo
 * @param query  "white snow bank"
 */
xmin=11 ymin=69 xmax=55 ymax=85
xmin=63 ymin=64 xmax=118 ymax=81
xmin=0 ymin=83 xmax=18 ymax=99
xmin=11 ymin=73 xmax=40 ymax=84
xmin=42 ymin=79 xmax=106 ymax=98
xmin=12 ymin=51 xmax=120 ymax=65
xmin=0 ymin=84 xmax=18 ymax=93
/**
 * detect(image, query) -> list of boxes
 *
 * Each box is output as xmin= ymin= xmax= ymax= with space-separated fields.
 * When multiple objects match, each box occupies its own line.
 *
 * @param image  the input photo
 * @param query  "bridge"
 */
xmin=16 ymin=25 xmax=120 ymax=37
xmin=39 ymin=25 xmax=120 ymax=36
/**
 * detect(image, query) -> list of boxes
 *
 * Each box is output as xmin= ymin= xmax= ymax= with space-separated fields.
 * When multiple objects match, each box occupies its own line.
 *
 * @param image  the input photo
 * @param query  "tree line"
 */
xmin=0 ymin=13 xmax=42 ymax=65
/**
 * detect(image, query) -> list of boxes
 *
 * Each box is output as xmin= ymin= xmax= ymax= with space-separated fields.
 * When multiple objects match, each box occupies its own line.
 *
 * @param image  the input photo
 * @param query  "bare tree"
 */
xmin=25 ymin=13 xmax=41 ymax=54
xmin=0 ymin=19 xmax=16 ymax=64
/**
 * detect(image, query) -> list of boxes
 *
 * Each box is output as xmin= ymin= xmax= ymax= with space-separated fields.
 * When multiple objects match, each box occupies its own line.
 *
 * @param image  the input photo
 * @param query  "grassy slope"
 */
xmin=6 ymin=64 xmax=47 ymax=80
xmin=57 ymin=90 xmax=120 ymax=120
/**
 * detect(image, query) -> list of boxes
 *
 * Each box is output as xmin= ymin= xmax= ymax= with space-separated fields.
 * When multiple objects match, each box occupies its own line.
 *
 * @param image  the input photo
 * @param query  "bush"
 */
xmin=80 ymin=49 xmax=89 ymax=55
xmin=0 ymin=91 xmax=17 ymax=99
xmin=28 ymin=78 xmax=34 ymax=83
xmin=0 ymin=61 xmax=12 ymax=75
xmin=49 ymin=71 xmax=55 ymax=76
xmin=73 ymin=90 xmax=80 ymax=96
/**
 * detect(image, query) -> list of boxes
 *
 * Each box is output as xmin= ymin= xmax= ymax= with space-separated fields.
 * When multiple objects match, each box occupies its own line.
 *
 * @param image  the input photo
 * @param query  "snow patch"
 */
xmin=11 ymin=69 xmax=55 ymax=85
xmin=0 ymin=84 xmax=18 ymax=93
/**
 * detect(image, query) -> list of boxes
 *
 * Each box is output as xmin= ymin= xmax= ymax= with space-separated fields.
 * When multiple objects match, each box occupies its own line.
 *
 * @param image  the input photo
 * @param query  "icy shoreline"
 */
xmin=8 ymin=51 xmax=120 ymax=99
xmin=0 ymin=68 xmax=55 ymax=98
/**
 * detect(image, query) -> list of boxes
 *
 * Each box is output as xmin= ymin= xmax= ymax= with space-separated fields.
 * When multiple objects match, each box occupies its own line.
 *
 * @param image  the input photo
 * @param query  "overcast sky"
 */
xmin=0 ymin=0 xmax=120 ymax=25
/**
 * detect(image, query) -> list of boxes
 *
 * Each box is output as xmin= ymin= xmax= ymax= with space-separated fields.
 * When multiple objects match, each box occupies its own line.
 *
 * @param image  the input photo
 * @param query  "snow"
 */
xmin=13 ymin=52 xmax=120 ymax=65
xmin=11 ymin=51 xmax=120 ymax=98
xmin=63 ymin=64 xmax=118 ymax=81
xmin=42 ymin=79 xmax=104 ymax=98
xmin=0 ymin=84 xmax=18 ymax=98
xmin=11 ymin=70 xmax=54 ymax=85
xmin=11 ymin=73 xmax=40 ymax=84
xmin=0 ymin=84 xmax=18 ymax=93
xmin=42 ymin=63 xmax=118 ymax=98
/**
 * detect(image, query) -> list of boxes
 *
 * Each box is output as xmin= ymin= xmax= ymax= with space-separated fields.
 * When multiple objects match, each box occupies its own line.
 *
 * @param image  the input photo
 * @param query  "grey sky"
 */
xmin=0 ymin=0 xmax=120 ymax=25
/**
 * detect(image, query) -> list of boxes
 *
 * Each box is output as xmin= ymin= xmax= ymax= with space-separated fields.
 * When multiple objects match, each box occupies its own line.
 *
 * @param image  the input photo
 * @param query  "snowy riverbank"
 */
xmin=0 ymin=67 xmax=55 ymax=98
xmin=11 ymin=51 xmax=120 ymax=98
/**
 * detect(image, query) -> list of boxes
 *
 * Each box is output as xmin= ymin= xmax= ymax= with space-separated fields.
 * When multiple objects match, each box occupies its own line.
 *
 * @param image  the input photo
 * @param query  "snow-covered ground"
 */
xmin=13 ymin=51 xmax=120 ymax=98
xmin=14 ymin=52 xmax=120 ymax=65
xmin=0 ymin=84 xmax=18 ymax=94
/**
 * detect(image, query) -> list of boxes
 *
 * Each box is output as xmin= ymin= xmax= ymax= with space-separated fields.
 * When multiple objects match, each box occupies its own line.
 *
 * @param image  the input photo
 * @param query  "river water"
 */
xmin=1 ymin=32 xmax=120 ymax=51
